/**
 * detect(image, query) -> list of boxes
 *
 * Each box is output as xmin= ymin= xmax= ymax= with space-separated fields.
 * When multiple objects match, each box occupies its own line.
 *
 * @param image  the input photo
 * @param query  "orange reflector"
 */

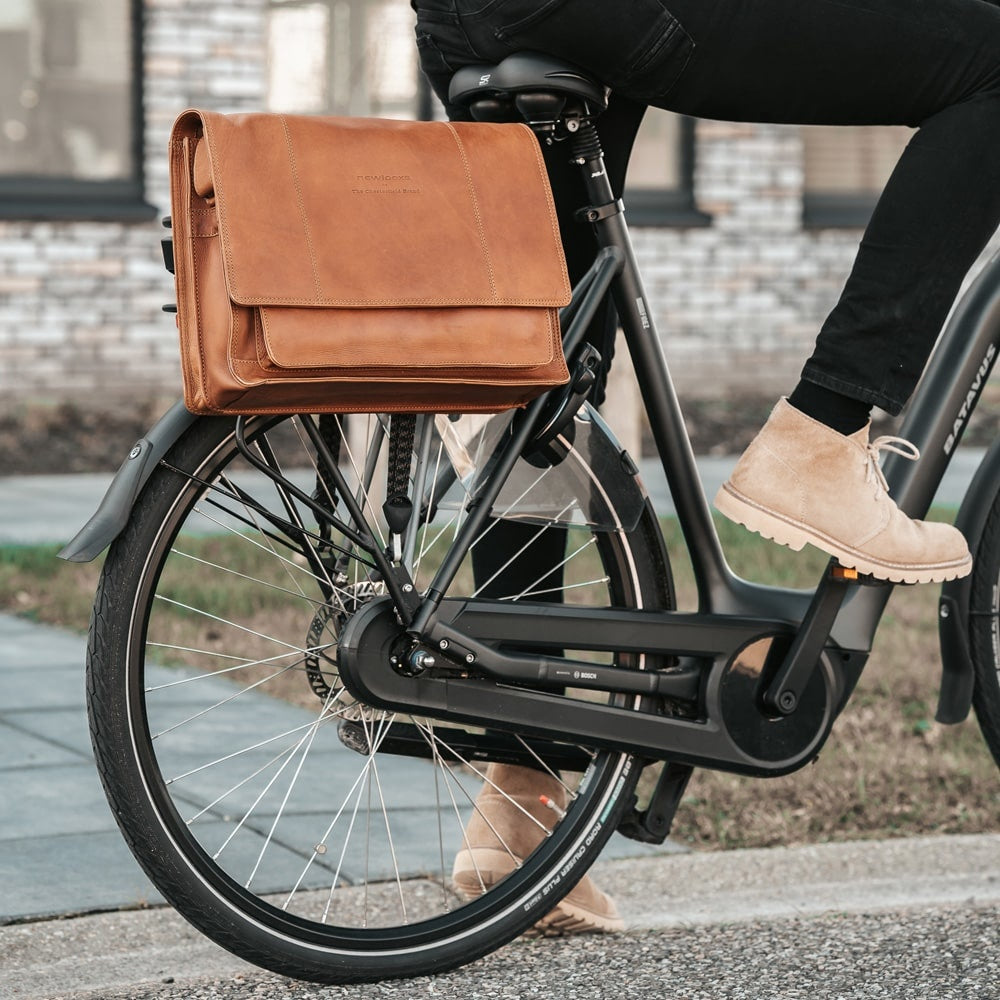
xmin=832 ymin=566 xmax=859 ymax=580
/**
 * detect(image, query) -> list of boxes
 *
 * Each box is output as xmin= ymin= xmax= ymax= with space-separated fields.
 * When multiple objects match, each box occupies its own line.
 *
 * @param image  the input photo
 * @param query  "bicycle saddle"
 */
xmin=448 ymin=51 xmax=608 ymax=127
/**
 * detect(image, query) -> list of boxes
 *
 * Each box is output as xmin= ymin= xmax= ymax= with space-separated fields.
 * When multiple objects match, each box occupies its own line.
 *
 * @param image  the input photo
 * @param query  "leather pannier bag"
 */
xmin=167 ymin=110 xmax=572 ymax=415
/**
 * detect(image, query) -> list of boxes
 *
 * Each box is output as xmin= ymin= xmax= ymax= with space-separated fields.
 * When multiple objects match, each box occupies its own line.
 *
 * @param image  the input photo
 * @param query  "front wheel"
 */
xmin=968 ymin=483 xmax=1000 ymax=769
xmin=86 ymin=409 xmax=672 ymax=983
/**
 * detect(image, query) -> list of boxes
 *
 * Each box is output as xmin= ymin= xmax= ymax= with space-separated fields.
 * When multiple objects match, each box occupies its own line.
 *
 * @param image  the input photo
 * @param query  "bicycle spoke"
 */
xmin=245 ymin=684 xmax=339 ymax=889
xmin=470 ymin=504 xmax=576 ymax=599
xmin=171 ymin=548 xmax=329 ymax=611
xmin=428 ymin=724 xmax=453 ymax=912
xmin=412 ymin=720 xmax=546 ymax=845
xmin=413 ymin=439 xmax=447 ymax=580
xmin=514 ymin=736 xmax=582 ymax=795
xmin=152 ymin=595 xmax=314 ymax=654
xmin=166 ymin=712 xmax=341 ymax=785
xmin=145 ymin=647 xmax=312 ymax=691
xmin=189 ymin=505 xmax=351 ymax=592
xmin=362 ymin=716 xmax=408 ymax=924
xmin=510 ymin=536 xmax=601 ymax=601
xmin=186 ymin=742 xmax=303 ymax=824
xmin=336 ymin=413 xmax=389 ymax=549
xmin=505 ymin=576 xmax=610 ymax=600
xmin=151 ymin=660 xmax=302 ymax=740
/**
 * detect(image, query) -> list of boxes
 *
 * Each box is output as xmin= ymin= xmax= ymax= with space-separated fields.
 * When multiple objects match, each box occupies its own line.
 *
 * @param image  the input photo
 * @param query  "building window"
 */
xmin=802 ymin=124 xmax=912 ymax=228
xmin=268 ymin=0 xmax=421 ymax=119
xmin=625 ymin=108 xmax=706 ymax=227
xmin=0 ymin=0 xmax=151 ymax=220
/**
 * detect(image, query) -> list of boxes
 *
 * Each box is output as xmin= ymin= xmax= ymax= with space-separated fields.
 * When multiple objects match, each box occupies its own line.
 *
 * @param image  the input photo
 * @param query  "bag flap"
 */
xmin=175 ymin=110 xmax=571 ymax=310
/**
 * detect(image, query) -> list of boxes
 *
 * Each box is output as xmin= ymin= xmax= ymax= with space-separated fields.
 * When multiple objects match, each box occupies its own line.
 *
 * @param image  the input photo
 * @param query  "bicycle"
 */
xmin=61 ymin=51 xmax=1000 ymax=985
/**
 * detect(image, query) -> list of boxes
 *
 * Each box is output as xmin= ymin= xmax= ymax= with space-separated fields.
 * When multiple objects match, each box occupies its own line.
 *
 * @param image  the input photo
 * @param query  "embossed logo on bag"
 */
xmin=352 ymin=173 xmax=421 ymax=195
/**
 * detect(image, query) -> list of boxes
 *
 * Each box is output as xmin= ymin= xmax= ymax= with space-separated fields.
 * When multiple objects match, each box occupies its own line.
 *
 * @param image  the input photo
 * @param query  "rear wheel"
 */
xmin=86 ymin=409 xmax=672 ymax=983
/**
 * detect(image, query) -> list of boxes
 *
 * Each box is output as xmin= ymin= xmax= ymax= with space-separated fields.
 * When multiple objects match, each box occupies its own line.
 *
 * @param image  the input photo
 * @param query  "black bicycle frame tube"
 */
xmin=573 ymin=140 xmax=735 ymax=612
xmin=409 ymin=244 xmax=625 ymax=635
xmin=407 ymin=131 xmax=999 ymax=673
xmin=572 ymin=136 xmax=1000 ymax=652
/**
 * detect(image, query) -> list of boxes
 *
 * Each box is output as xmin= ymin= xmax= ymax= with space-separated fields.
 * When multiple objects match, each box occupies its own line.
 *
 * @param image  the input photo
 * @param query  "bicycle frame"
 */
xmin=337 ymin=125 xmax=1000 ymax=779
xmin=574 ymin=128 xmax=1000 ymax=644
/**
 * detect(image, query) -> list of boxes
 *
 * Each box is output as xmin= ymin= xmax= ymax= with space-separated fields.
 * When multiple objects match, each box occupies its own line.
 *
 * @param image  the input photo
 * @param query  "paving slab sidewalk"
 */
xmin=0 ymin=449 xmax=986 ymax=545
xmin=0 ymin=612 xmax=685 ymax=925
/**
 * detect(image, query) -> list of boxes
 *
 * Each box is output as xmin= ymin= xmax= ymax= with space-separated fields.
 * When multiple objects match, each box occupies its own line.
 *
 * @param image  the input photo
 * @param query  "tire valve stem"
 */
xmin=539 ymin=794 xmax=566 ymax=819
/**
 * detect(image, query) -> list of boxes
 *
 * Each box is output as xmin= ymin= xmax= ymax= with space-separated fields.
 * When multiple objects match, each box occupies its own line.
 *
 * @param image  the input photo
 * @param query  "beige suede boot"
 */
xmin=714 ymin=398 xmax=972 ymax=584
xmin=452 ymin=763 xmax=624 ymax=935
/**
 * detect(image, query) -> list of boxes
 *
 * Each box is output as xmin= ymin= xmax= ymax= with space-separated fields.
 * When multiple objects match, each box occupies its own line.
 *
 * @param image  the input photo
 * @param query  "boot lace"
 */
xmin=865 ymin=435 xmax=920 ymax=496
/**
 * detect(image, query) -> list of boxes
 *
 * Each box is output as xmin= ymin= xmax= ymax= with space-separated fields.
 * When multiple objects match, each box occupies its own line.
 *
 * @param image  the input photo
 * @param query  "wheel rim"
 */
xmin=120 ymin=412 xmax=654 ymax=951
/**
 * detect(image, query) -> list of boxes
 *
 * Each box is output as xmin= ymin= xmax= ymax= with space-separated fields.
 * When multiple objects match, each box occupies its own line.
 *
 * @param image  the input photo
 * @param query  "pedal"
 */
xmin=830 ymin=563 xmax=895 ymax=587
xmin=617 ymin=761 xmax=692 ymax=845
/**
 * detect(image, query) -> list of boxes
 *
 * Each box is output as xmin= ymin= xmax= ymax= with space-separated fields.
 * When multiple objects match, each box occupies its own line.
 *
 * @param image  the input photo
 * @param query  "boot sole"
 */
xmin=715 ymin=482 xmax=973 ymax=585
xmin=453 ymin=848 xmax=624 ymax=936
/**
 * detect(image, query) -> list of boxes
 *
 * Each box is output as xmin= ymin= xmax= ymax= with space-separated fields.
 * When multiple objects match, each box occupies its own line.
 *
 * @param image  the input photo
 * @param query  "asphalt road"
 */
xmin=3 ymin=837 xmax=998 ymax=1000
xmin=2 ymin=903 xmax=996 ymax=1000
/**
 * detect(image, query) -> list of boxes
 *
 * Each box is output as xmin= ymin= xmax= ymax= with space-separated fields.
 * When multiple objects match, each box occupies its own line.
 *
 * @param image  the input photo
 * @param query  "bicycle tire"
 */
xmin=86 ymin=410 xmax=673 ymax=983
xmin=969 ymin=485 xmax=1000 ymax=769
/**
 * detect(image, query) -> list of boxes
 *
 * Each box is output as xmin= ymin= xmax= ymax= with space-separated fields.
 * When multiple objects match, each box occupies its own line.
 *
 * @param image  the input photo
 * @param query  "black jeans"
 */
xmin=413 ymin=0 xmax=1000 ymax=414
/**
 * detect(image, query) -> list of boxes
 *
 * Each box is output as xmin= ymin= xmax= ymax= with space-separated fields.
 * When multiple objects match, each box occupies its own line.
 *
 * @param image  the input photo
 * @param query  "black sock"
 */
xmin=788 ymin=381 xmax=871 ymax=435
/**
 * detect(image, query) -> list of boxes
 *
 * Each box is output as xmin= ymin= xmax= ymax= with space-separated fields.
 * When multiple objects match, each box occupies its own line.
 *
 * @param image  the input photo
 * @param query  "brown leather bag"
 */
xmin=167 ymin=110 xmax=571 ymax=415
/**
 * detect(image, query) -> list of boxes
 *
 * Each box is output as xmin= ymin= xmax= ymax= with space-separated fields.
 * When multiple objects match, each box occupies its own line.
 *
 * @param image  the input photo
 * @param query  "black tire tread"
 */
xmin=969 ymin=489 xmax=1000 ymax=769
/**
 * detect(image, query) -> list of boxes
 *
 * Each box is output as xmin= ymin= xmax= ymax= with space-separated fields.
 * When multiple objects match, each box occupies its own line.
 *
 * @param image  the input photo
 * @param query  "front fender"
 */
xmin=57 ymin=400 xmax=199 ymax=563
xmin=937 ymin=437 xmax=1000 ymax=723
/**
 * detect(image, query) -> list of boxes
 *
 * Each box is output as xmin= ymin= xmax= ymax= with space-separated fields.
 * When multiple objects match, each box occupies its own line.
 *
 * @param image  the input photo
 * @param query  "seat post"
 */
xmin=567 ymin=121 xmax=617 ymax=214
xmin=567 ymin=125 xmax=737 ymax=609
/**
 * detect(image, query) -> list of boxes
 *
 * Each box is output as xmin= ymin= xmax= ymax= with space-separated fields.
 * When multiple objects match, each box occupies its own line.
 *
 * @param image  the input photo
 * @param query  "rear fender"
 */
xmin=57 ymin=400 xmax=199 ymax=563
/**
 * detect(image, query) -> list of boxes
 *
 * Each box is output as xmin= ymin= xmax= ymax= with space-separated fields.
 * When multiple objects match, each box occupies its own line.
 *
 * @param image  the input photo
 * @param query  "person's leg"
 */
xmin=619 ymin=0 xmax=996 ymax=579
xmin=421 ymin=0 xmax=1000 ymax=411
xmin=452 ymin=103 xmax=643 ymax=936
xmin=654 ymin=0 xmax=1000 ymax=416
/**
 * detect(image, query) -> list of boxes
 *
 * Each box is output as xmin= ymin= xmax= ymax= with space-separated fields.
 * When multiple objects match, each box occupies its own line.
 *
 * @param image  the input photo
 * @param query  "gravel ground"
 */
xmin=9 ymin=904 xmax=995 ymax=1000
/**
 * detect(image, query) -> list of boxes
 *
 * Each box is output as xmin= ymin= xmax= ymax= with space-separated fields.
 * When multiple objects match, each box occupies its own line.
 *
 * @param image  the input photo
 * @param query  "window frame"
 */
xmin=802 ymin=192 xmax=879 ymax=229
xmin=625 ymin=116 xmax=710 ymax=228
xmin=800 ymin=123 xmax=914 ymax=229
xmin=0 ymin=0 xmax=155 ymax=222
